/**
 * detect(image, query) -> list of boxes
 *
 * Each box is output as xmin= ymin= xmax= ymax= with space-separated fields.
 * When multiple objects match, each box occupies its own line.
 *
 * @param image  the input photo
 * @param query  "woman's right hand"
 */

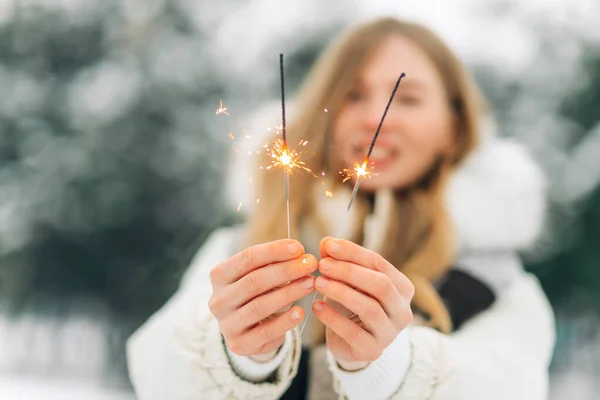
xmin=208 ymin=239 xmax=317 ymax=361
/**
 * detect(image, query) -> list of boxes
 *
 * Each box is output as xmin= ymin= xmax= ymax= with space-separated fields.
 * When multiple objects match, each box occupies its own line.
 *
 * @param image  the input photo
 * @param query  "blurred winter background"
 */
xmin=0 ymin=0 xmax=599 ymax=398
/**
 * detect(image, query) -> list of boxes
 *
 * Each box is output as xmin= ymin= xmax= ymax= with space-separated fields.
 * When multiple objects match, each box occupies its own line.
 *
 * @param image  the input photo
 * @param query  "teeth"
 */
xmin=369 ymin=148 xmax=393 ymax=159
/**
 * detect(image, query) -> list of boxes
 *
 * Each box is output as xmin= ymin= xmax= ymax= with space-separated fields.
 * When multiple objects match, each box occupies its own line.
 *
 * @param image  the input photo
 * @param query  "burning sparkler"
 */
xmin=340 ymin=160 xmax=370 ymax=183
xmin=263 ymin=53 xmax=314 ymax=238
xmin=280 ymin=54 xmax=291 ymax=238
xmin=265 ymin=138 xmax=312 ymax=174
xmin=343 ymin=73 xmax=405 ymax=211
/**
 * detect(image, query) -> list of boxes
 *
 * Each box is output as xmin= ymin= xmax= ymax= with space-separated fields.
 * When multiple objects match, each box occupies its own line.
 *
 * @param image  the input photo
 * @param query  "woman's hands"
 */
xmin=312 ymin=237 xmax=414 ymax=370
xmin=209 ymin=239 xmax=317 ymax=361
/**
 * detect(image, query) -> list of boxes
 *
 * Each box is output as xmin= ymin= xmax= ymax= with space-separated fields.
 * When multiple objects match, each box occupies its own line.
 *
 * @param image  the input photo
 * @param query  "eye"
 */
xmin=396 ymin=94 xmax=421 ymax=106
xmin=346 ymin=88 xmax=363 ymax=102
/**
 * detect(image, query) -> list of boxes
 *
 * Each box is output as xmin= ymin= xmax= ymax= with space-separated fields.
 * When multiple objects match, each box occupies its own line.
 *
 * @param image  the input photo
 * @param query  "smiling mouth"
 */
xmin=352 ymin=144 xmax=398 ymax=166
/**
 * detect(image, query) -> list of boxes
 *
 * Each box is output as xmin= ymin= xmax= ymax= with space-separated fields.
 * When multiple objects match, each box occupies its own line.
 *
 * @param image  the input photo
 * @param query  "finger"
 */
xmin=314 ymin=276 xmax=388 ymax=333
xmin=211 ymin=239 xmax=304 ymax=287
xmin=318 ymin=258 xmax=402 ymax=318
xmin=229 ymin=305 xmax=304 ymax=356
xmin=224 ymin=276 xmax=315 ymax=335
xmin=311 ymin=300 xmax=377 ymax=353
xmin=319 ymin=236 xmax=385 ymax=272
xmin=224 ymin=254 xmax=318 ymax=311
xmin=320 ymin=237 xmax=413 ymax=296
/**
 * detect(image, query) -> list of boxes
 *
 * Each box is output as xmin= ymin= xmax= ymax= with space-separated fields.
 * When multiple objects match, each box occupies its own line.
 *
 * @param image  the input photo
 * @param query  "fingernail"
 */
xmin=288 ymin=243 xmax=300 ymax=255
xmin=302 ymin=277 xmax=314 ymax=289
xmin=291 ymin=309 xmax=301 ymax=319
xmin=301 ymin=254 xmax=312 ymax=267
xmin=316 ymin=277 xmax=328 ymax=288
xmin=327 ymin=239 xmax=340 ymax=255
xmin=313 ymin=301 xmax=324 ymax=312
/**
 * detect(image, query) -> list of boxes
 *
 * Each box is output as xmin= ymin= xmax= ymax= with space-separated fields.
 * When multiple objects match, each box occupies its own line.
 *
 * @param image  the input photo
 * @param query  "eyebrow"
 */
xmin=397 ymin=78 xmax=427 ymax=90
xmin=355 ymin=77 xmax=427 ymax=91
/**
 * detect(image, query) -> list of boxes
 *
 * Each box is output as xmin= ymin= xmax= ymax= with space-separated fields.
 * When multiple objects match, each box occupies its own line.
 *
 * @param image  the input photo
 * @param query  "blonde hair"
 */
xmin=246 ymin=17 xmax=486 ymax=338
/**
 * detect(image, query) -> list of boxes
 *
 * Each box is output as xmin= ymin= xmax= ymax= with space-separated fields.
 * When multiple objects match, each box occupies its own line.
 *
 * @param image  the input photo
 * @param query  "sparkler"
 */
xmin=263 ymin=53 xmax=315 ymax=238
xmin=299 ymin=72 xmax=406 ymax=336
xmin=281 ymin=54 xmax=291 ymax=238
xmin=264 ymin=138 xmax=311 ymax=173
xmin=343 ymin=72 xmax=405 ymax=211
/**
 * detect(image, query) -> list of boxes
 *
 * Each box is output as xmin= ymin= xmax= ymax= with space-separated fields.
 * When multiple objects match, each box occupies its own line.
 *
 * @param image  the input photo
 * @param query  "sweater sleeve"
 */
xmin=326 ymin=328 xmax=411 ymax=400
xmin=337 ymin=271 xmax=554 ymax=400
xmin=126 ymin=228 xmax=302 ymax=400
xmin=226 ymin=330 xmax=293 ymax=382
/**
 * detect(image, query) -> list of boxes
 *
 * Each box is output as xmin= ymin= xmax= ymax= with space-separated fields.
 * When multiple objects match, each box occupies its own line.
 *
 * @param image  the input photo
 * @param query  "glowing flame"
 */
xmin=340 ymin=159 xmax=374 ymax=183
xmin=280 ymin=152 xmax=292 ymax=165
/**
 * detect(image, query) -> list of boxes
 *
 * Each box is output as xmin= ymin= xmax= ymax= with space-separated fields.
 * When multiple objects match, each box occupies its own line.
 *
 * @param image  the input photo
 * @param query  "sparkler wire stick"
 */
xmin=284 ymin=170 xmax=290 ymax=238
xmin=300 ymin=72 xmax=406 ymax=336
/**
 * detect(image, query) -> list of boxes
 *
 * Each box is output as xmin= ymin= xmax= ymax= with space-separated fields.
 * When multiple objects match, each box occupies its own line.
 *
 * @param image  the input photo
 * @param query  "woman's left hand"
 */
xmin=312 ymin=237 xmax=415 ymax=370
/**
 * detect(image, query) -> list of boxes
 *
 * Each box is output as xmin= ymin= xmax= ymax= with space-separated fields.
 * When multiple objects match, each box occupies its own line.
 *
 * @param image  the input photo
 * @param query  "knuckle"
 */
xmin=373 ymin=273 xmax=389 ymax=292
xmin=209 ymin=264 xmax=222 ymax=284
xmin=367 ymin=348 xmax=383 ymax=362
xmin=280 ymin=264 xmax=295 ymax=284
xmin=226 ymin=339 xmax=245 ymax=355
xmin=371 ymin=252 xmax=386 ymax=271
xmin=347 ymin=326 xmax=362 ymax=343
xmin=243 ymin=272 xmax=262 ymax=296
xmin=218 ymin=318 xmax=236 ymax=338
xmin=285 ymin=286 xmax=301 ymax=304
xmin=258 ymin=323 xmax=273 ymax=341
xmin=208 ymin=295 xmax=220 ymax=315
xmin=278 ymin=318 xmax=291 ymax=335
xmin=364 ymin=302 xmax=380 ymax=321
xmin=406 ymin=279 xmax=415 ymax=299
xmin=326 ymin=311 xmax=339 ymax=327
xmin=402 ymin=306 xmax=414 ymax=326
xmin=240 ymin=247 xmax=256 ymax=268
xmin=383 ymin=329 xmax=397 ymax=345
xmin=250 ymin=298 xmax=269 ymax=320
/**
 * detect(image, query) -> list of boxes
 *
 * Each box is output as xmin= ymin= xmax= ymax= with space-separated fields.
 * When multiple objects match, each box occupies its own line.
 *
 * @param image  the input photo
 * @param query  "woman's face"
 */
xmin=332 ymin=34 xmax=456 ymax=191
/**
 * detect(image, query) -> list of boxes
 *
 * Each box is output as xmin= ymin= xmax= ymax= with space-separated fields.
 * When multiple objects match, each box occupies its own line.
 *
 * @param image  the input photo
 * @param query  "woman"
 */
xmin=126 ymin=17 xmax=555 ymax=400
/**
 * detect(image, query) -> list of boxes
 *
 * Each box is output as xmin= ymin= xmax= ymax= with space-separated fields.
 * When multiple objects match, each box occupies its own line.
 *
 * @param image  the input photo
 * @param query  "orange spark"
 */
xmin=236 ymin=202 xmax=242 ymax=212
xmin=228 ymin=132 xmax=235 ymax=140
xmin=216 ymin=100 xmax=230 ymax=116
xmin=325 ymin=190 xmax=333 ymax=197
